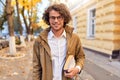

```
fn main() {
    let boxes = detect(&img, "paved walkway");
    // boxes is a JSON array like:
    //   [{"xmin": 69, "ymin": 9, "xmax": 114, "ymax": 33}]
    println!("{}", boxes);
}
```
[
  {"xmin": 0, "ymin": 41, "xmax": 33, "ymax": 80},
  {"xmin": 80, "ymin": 48, "xmax": 120, "ymax": 80}
]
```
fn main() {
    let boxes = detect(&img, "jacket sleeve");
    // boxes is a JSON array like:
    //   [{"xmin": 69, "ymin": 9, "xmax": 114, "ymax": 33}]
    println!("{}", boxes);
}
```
[
  {"xmin": 75, "ymin": 36, "xmax": 85, "ymax": 70},
  {"xmin": 33, "ymin": 41, "xmax": 42, "ymax": 80}
]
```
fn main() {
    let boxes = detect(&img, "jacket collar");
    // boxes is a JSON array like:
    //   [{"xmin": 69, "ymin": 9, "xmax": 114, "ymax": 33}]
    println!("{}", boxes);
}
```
[
  {"xmin": 39, "ymin": 25, "xmax": 74, "ymax": 43},
  {"xmin": 48, "ymin": 29, "xmax": 66, "ymax": 39},
  {"xmin": 38, "ymin": 25, "xmax": 74, "ymax": 57}
]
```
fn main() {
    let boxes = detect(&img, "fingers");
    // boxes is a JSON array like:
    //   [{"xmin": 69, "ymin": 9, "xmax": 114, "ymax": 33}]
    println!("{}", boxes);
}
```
[
  {"xmin": 64, "ymin": 68, "xmax": 76, "ymax": 78},
  {"xmin": 64, "ymin": 68, "xmax": 80, "ymax": 78},
  {"xmin": 64, "ymin": 71, "xmax": 73, "ymax": 78}
]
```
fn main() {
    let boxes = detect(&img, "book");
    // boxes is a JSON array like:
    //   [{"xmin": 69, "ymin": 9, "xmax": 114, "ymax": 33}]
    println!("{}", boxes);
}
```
[{"xmin": 64, "ymin": 55, "xmax": 75, "ymax": 72}]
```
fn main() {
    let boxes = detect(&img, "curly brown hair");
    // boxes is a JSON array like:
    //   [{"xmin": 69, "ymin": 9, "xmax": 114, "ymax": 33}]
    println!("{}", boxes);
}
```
[{"xmin": 42, "ymin": 3, "xmax": 72, "ymax": 27}]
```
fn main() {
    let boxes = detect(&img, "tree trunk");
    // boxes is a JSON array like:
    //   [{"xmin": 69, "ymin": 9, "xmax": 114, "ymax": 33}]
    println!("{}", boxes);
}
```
[
  {"xmin": 15, "ymin": 0, "xmax": 23, "ymax": 35},
  {"xmin": 16, "ymin": 0, "xmax": 26, "ymax": 47},
  {"xmin": 5, "ymin": 0, "xmax": 16, "ymax": 54},
  {"xmin": 21, "ymin": 7, "xmax": 29, "ymax": 34},
  {"xmin": 21, "ymin": 7, "xmax": 32, "ymax": 41}
]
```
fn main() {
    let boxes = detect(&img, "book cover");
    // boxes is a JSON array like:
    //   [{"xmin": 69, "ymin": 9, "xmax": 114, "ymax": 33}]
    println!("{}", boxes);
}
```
[{"xmin": 64, "ymin": 55, "xmax": 75, "ymax": 71}]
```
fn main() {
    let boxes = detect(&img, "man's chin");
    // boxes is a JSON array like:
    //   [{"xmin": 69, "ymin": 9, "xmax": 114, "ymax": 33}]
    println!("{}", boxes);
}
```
[
  {"xmin": 53, "ymin": 26, "xmax": 60, "ymax": 29},
  {"xmin": 52, "ymin": 27, "xmax": 61, "ymax": 31}
]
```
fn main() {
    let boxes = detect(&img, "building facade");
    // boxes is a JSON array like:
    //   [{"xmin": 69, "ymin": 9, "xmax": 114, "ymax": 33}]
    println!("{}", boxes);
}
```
[{"xmin": 66, "ymin": 0, "xmax": 120, "ymax": 58}]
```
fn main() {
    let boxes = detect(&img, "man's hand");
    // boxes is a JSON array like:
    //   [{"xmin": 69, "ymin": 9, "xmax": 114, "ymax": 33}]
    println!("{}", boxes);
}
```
[{"xmin": 64, "ymin": 67, "xmax": 80, "ymax": 78}]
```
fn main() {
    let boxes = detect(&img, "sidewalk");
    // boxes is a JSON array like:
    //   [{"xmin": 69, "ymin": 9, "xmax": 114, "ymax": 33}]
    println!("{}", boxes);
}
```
[{"xmin": 80, "ymin": 48, "xmax": 120, "ymax": 80}]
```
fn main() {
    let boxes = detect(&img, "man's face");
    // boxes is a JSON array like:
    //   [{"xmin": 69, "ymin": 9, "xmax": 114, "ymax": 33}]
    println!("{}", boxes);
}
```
[{"xmin": 49, "ymin": 10, "xmax": 64, "ymax": 32}]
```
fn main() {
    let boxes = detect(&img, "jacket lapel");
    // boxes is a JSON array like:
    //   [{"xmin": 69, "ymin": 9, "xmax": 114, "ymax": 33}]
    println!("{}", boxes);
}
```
[
  {"xmin": 65, "ymin": 26, "xmax": 74, "ymax": 58},
  {"xmin": 39, "ymin": 27, "xmax": 52, "ymax": 58}
]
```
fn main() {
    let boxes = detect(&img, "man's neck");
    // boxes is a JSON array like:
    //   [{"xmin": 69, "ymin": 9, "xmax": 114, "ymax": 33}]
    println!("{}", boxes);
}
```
[{"xmin": 52, "ymin": 28, "xmax": 64, "ymax": 38}]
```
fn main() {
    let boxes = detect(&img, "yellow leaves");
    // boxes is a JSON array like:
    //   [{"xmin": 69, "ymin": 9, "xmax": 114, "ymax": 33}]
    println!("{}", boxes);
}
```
[
  {"xmin": 0, "ymin": 41, "xmax": 33, "ymax": 80},
  {"xmin": 7, "ymin": 72, "xmax": 19, "ymax": 76},
  {"xmin": 38, "ymin": 20, "xmax": 48, "ymax": 29},
  {"xmin": 31, "ymin": 23, "xmax": 39, "ymax": 30},
  {"xmin": 11, "ymin": 0, "xmax": 42, "ymax": 10},
  {"xmin": 18, "ymin": 0, "xmax": 28, "ymax": 8},
  {"xmin": 11, "ymin": 0, "xmax": 16, "ymax": 6}
]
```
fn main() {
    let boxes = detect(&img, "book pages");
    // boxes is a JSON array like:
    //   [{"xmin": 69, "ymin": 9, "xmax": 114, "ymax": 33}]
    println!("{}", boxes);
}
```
[{"xmin": 64, "ymin": 55, "xmax": 75, "ymax": 70}]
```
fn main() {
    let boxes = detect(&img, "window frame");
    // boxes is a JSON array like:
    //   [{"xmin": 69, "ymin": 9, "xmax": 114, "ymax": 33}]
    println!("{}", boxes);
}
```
[
  {"xmin": 87, "ymin": 6, "xmax": 96, "ymax": 39},
  {"xmin": 73, "ymin": 15, "xmax": 77, "ymax": 33}
]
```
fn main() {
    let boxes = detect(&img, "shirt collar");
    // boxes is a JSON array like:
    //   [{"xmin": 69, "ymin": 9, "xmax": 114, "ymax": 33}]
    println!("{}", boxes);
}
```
[
  {"xmin": 62, "ymin": 30, "xmax": 66, "ymax": 38},
  {"xmin": 48, "ymin": 29, "xmax": 66, "ymax": 39}
]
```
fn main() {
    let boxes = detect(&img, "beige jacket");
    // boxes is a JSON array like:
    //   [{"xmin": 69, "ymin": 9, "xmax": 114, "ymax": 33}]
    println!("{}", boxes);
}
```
[{"xmin": 33, "ymin": 25, "xmax": 85, "ymax": 80}]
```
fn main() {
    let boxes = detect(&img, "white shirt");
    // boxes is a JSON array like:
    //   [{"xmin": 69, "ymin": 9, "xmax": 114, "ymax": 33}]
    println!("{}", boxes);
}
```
[{"xmin": 48, "ymin": 30, "xmax": 67, "ymax": 80}]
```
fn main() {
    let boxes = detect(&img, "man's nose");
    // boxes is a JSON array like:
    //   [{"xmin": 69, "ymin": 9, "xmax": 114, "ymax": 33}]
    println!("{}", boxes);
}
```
[{"xmin": 54, "ymin": 18, "xmax": 59, "ymax": 22}]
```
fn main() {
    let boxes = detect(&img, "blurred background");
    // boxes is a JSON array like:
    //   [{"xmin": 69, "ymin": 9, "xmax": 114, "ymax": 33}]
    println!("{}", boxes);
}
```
[{"xmin": 0, "ymin": 0, "xmax": 120, "ymax": 80}]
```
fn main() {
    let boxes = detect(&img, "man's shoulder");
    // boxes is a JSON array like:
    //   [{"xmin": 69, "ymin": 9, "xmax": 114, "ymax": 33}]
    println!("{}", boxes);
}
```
[
  {"xmin": 72, "ymin": 33, "xmax": 79, "ymax": 39},
  {"xmin": 34, "ymin": 36, "xmax": 41, "ymax": 45}
]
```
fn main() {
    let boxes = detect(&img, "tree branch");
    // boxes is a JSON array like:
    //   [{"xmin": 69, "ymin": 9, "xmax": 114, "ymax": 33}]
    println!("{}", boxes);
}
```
[{"xmin": 0, "ymin": 0, "xmax": 6, "ymax": 7}]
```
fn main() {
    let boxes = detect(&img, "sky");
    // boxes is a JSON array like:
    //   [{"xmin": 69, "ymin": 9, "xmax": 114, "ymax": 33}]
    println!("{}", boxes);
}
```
[
  {"xmin": 37, "ymin": 0, "xmax": 50, "ymax": 19},
  {"xmin": 0, "ymin": 0, "xmax": 5, "ymax": 15},
  {"xmin": 0, "ymin": 0, "xmax": 50, "ymax": 18},
  {"xmin": 0, "ymin": 0, "xmax": 50, "ymax": 34}
]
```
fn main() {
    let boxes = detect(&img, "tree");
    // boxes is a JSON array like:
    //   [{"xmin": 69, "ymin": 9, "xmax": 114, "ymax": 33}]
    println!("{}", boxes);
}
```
[
  {"xmin": 11, "ymin": 0, "xmax": 41, "ymax": 44},
  {"xmin": 20, "ymin": 0, "xmax": 41, "ymax": 41},
  {"xmin": 5, "ymin": 0, "xmax": 16, "ymax": 54},
  {"xmin": 15, "ymin": 0, "xmax": 26, "ymax": 47},
  {"xmin": 15, "ymin": 0, "xmax": 23, "ymax": 35},
  {"xmin": 14, "ymin": 16, "xmax": 20, "ymax": 33}
]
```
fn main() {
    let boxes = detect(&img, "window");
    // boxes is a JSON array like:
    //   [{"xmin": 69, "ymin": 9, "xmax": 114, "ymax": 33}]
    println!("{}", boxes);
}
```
[
  {"xmin": 73, "ymin": 16, "xmax": 77, "ymax": 33},
  {"xmin": 87, "ymin": 8, "xmax": 96, "ymax": 38}
]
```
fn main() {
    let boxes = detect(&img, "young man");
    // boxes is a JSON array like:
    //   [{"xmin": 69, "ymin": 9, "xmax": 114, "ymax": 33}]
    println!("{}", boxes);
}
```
[{"xmin": 33, "ymin": 3, "xmax": 85, "ymax": 80}]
